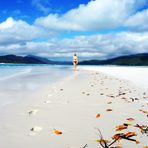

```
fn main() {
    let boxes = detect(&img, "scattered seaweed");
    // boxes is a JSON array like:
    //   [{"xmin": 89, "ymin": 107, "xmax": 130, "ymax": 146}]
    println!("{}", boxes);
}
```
[
  {"xmin": 112, "ymin": 132, "xmax": 139, "ymax": 144},
  {"xmin": 115, "ymin": 123, "xmax": 129, "ymax": 131},
  {"xmin": 96, "ymin": 128, "xmax": 140, "ymax": 148},
  {"xmin": 134, "ymin": 124, "xmax": 148, "ymax": 135}
]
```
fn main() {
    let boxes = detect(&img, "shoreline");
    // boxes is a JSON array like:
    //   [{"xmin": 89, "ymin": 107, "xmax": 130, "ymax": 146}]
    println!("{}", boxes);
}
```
[
  {"xmin": 0, "ymin": 65, "xmax": 73, "ymax": 108},
  {"xmin": 0, "ymin": 68, "xmax": 148, "ymax": 148}
]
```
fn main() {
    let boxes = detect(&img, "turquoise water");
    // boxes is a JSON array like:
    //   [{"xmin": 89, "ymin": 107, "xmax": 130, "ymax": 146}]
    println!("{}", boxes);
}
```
[
  {"xmin": 0, "ymin": 64, "xmax": 72, "ymax": 80},
  {"xmin": 0, "ymin": 64, "xmax": 73, "ymax": 84},
  {"xmin": 0, "ymin": 64, "xmax": 72, "ymax": 107}
]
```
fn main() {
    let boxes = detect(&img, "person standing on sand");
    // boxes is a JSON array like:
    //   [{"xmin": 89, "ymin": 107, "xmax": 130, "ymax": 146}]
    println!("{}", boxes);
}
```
[{"xmin": 73, "ymin": 53, "xmax": 78, "ymax": 71}]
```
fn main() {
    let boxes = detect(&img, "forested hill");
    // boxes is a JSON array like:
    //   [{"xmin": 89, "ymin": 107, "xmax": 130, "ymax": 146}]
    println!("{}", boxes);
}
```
[
  {"xmin": 79, "ymin": 53, "xmax": 148, "ymax": 66},
  {"xmin": 0, "ymin": 53, "xmax": 148, "ymax": 66}
]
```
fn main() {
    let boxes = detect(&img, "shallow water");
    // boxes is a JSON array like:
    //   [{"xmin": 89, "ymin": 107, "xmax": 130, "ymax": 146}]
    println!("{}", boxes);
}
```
[{"xmin": 0, "ymin": 64, "xmax": 72, "ymax": 108}]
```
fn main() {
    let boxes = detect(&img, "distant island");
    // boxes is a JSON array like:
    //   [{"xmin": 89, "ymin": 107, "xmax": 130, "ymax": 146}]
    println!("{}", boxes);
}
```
[{"xmin": 0, "ymin": 53, "xmax": 148, "ymax": 66}]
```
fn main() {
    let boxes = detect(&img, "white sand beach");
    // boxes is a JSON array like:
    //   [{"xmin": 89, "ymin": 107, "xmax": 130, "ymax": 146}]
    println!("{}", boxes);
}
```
[{"xmin": 0, "ymin": 66, "xmax": 148, "ymax": 148}]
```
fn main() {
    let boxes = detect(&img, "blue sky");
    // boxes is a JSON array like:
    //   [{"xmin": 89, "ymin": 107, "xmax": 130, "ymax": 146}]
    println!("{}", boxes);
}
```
[
  {"xmin": 0, "ymin": 0, "xmax": 90, "ymax": 23},
  {"xmin": 0, "ymin": 0, "xmax": 148, "ymax": 61}
]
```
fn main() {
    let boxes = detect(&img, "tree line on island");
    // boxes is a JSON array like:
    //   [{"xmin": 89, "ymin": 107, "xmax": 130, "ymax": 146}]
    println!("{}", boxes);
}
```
[{"xmin": 0, "ymin": 53, "xmax": 148, "ymax": 66}]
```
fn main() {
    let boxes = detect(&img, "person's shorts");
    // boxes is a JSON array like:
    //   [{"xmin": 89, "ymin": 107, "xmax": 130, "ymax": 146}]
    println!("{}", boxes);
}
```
[{"xmin": 73, "ymin": 61, "xmax": 77, "ymax": 64}]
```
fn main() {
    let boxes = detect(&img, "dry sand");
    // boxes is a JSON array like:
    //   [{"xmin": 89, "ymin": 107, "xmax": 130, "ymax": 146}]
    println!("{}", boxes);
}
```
[{"xmin": 0, "ymin": 69, "xmax": 148, "ymax": 148}]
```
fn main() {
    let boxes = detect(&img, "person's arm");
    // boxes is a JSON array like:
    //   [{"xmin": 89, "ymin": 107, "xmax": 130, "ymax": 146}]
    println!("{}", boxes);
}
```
[
  {"xmin": 73, "ymin": 56, "xmax": 75, "ymax": 61},
  {"xmin": 76, "ymin": 57, "xmax": 78, "ymax": 64}
]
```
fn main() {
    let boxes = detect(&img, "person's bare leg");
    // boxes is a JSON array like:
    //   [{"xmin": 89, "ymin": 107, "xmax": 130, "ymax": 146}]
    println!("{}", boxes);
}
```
[
  {"xmin": 74, "ymin": 64, "xmax": 76, "ymax": 71},
  {"xmin": 73, "ymin": 62, "xmax": 76, "ymax": 71}
]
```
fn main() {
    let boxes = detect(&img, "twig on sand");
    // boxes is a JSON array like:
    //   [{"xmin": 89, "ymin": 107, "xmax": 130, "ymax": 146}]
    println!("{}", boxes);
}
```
[
  {"xmin": 82, "ymin": 144, "xmax": 88, "ymax": 148},
  {"xmin": 96, "ymin": 128, "xmax": 113, "ymax": 148},
  {"xmin": 96, "ymin": 128, "xmax": 139, "ymax": 148}
]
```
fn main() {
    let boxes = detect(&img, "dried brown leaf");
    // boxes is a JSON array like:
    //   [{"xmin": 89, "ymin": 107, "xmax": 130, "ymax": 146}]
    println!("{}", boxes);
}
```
[
  {"xmin": 96, "ymin": 113, "xmax": 101, "ymax": 118},
  {"xmin": 106, "ymin": 109, "xmax": 112, "ymax": 112}
]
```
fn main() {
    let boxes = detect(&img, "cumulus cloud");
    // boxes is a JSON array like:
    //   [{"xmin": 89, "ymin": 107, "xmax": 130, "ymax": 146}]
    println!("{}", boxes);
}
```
[
  {"xmin": 0, "ymin": 17, "xmax": 52, "ymax": 45},
  {"xmin": 0, "ymin": 32, "xmax": 148, "ymax": 60},
  {"xmin": 35, "ymin": 0, "xmax": 148, "ymax": 32},
  {"xmin": 0, "ymin": 1, "xmax": 147, "ymax": 59},
  {"xmin": 58, "ymin": 32, "xmax": 148, "ymax": 59}
]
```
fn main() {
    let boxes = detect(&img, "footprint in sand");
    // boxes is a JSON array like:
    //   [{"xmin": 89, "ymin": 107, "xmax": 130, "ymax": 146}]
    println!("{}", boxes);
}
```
[
  {"xmin": 47, "ymin": 94, "xmax": 52, "ymax": 97},
  {"xmin": 29, "ymin": 126, "xmax": 42, "ymax": 135},
  {"xmin": 28, "ymin": 109, "xmax": 38, "ymax": 116},
  {"xmin": 44, "ymin": 100, "xmax": 52, "ymax": 104},
  {"xmin": 52, "ymin": 87, "xmax": 58, "ymax": 93}
]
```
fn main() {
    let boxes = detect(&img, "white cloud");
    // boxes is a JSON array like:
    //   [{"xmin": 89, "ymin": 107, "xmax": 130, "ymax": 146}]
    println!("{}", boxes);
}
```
[
  {"xmin": 0, "ymin": 32, "xmax": 148, "ymax": 59},
  {"xmin": 0, "ymin": 17, "xmax": 52, "ymax": 45},
  {"xmin": 0, "ymin": 1, "xmax": 147, "ymax": 59},
  {"xmin": 35, "ymin": 0, "xmax": 148, "ymax": 31},
  {"xmin": 125, "ymin": 9, "xmax": 148, "ymax": 31},
  {"xmin": 58, "ymin": 32, "xmax": 148, "ymax": 58},
  {"xmin": 0, "ymin": 17, "xmax": 15, "ymax": 29}
]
